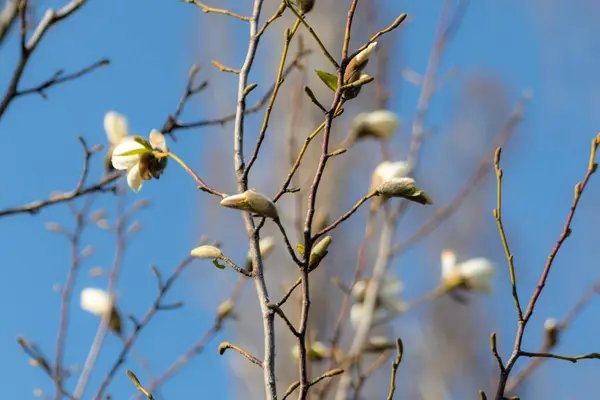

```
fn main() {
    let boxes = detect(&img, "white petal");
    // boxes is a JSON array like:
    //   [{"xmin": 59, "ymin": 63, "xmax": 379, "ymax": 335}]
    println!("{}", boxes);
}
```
[
  {"xmin": 111, "ymin": 139, "xmax": 145, "ymax": 170},
  {"xmin": 104, "ymin": 111, "xmax": 128, "ymax": 145},
  {"xmin": 440, "ymin": 249, "xmax": 457, "ymax": 279},
  {"xmin": 355, "ymin": 42, "xmax": 377, "ymax": 65},
  {"xmin": 80, "ymin": 288, "xmax": 113, "ymax": 317},
  {"xmin": 127, "ymin": 164, "xmax": 144, "ymax": 192},
  {"xmin": 458, "ymin": 258, "xmax": 495, "ymax": 291},
  {"xmin": 149, "ymin": 129, "xmax": 167, "ymax": 152}
]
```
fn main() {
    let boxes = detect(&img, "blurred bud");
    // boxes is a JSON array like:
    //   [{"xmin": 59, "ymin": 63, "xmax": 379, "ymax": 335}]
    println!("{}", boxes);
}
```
[
  {"xmin": 80, "ymin": 288, "xmax": 113, "ymax": 318},
  {"xmin": 52, "ymin": 284, "xmax": 63, "ymax": 294},
  {"xmin": 132, "ymin": 199, "xmax": 151, "ymax": 212},
  {"xmin": 80, "ymin": 245, "xmax": 95, "ymax": 258},
  {"xmin": 375, "ymin": 177, "xmax": 432, "ymax": 205},
  {"xmin": 89, "ymin": 210, "xmax": 107, "ymax": 222},
  {"xmin": 313, "ymin": 210, "xmax": 329, "ymax": 233},
  {"xmin": 309, "ymin": 236, "xmax": 332, "ymax": 268},
  {"xmin": 95, "ymin": 219, "xmax": 111, "ymax": 230},
  {"xmin": 46, "ymin": 222, "xmax": 66, "ymax": 234},
  {"xmin": 109, "ymin": 307, "xmax": 123, "ymax": 336},
  {"xmin": 29, "ymin": 358, "xmax": 42, "ymax": 367},
  {"xmin": 348, "ymin": 110, "xmax": 400, "ymax": 147},
  {"xmin": 217, "ymin": 299, "xmax": 235, "ymax": 322},
  {"xmin": 291, "ymin": 341, "xmax": 330, "ymax": 361},
  {"xmin": 33, "ymin": 388, "xmax": 44, "ymax": 398},
  {"xmin": 220, "ymin": 190, "xmax": 278, "ymax": 219},
  {"xmin": 189, "ymin": 64, "xmax": 200, "ymax": 79},
  {"xmin": 127, "ymin": 221, "xmax": 142, "ymax": 235},
  {"xmin": 190, "ymin": 245, "xmax": 223, "ymax": 259},
  {"xmin": 364, "ymin": 336, "xmax": 396, "ymax": 353},
  {"xmin": 256, "ymin": 237, "xmax": 276, "ymax": 259},
  {"xmin": 297, "ymin": 0, "xmax": 315, "ymax": 13},
  {"xmin": 543, "ymin": 318, "xmax": 559, "ymax": 348},
  {"xmin": 440, "ymin": 249, "xmax": 495, "ymax": 293},
  {"xmin": 89, "ymin": 267, "xmax": 107, "ymax": 278}
]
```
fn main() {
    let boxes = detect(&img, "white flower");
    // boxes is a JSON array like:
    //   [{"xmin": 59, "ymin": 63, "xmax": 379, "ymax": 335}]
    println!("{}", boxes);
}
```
[
  {"xmin": 441, "ymin": 249, "xmax": 495, "ymax": 292},
  {"xmin": 351, "ymin": 110, "xmax": 400, "ymax": 142},
  {"xmin": 111, "ymin": 130, "xmax": 168, "ymax": 192},
  {"xmin": 80, "ymin": 288, "xmax": 114, "ymax": 318},
  {"xmin": 104, "ymin": 111, "xmax": 129, "ymax": 145}
]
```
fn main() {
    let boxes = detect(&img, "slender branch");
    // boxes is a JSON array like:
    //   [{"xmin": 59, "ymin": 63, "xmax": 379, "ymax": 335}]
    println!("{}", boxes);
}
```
[
  {"xmin": 182, "ymin": 0, "xmax": 251, "ymax": 21},
  {"xmin": 161, "ymin": 152, "xmax": 225, "ymax": 198},
  {"xmin": 519, "ymin": 351, "xmax": 600, "ymax": 363},
  {"xmin": 92, "ymin": 256, "xmax": 197, "ymax": 400},
  {"xmin": 314, "ymin": 192, "xmax": 377, "ymax": 239},
  {"xmin": 267, "ymin": 303, "xmax": 299, "ymax": 336},
  {"xmin": 211, "ymin": 59, "xmax": 240, "ymax": 74},
  {"xmin": 126, "ymin": 370, "xmax": 155, "ymax": 400},
  {"xmin": 15, "ymin": 59, "xmax": 109, "ymax": 98},
  {"xmin": 0, "ymin": 0, "xmax": 90, "ymax": 121},
  {"xmin": 391, "ymin": 94, "xmax": 528, "ymax": 255},
  {"xmin": 218, "ymin": 342, "xmax": 263, "ymax": 367},
  {"xmin": 386, "ymin": 338, "xmax": 403, "ymax": 400},
  {"xmin": 256, "ymin": 1, "xmax": 286, "ymax": 38},
  {"xmin": 273, "ymin": 218, "xmax": 303, "ymax": 266},
  {"xmin": 493, "ymin": 147, "xmax": 523, "ymax": 320},
  {"xmin": 244, "ymin": 20, "xmax": 300, "ymax": 181},
  {"xmin": 493, "ymin": 133, "xmax": 600, "ymax": 400},
  {"xmin": 283, "ymin": 369, "xmax": 345, "ymax": 400},
  {"xmin": 218, "ymin": 254, "xmax": 252, "ymax": 277}
]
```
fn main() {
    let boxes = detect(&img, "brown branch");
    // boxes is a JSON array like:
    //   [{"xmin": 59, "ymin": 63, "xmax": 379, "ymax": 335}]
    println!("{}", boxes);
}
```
[
  {"xmin": 218, "ymin": 342, "xmax": 263, "ymax": 367},
  {"xmin": 182, "ymin": 0, "xmax": 250, "ymax": 21},
  {"xmin": 0, "ymin": 0, "xmax": 90, "ymax": 121},
  {"xmin": 92, "ymin": 256, "xmax": 197, "ymax": 400},
  {"xmin": 15, "ymin": 59, "xmax": 109, "ymax": 98},
  {"xmin": 391, "ymin": 94, "xmax": 528, "ymax": 256},
  {"xmin": 211, "ymin": 59, "xmax": 240, "ymax": 74},
  {"xmin": 386, "ymin": 338, "xmax": 403, "ymax": 400},
  {"xmin": 314, "ymin": 192, "xmax": 377, "ymax": 239},
  {"xmin": 493, "ymin": 133, "xmax": 600, "ymax": 400},
  {"xmin": 519, "ymin": 351, "xmax": 600, "ymax": 363},
  {"xmin": 267, "ymin": 303, "xmax": 299, "ymax": 337}
]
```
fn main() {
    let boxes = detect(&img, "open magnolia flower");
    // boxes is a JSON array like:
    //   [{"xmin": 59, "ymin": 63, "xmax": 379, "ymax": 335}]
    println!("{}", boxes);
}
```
[
  {"xmin": 80, "ymin": 288, "xmax": 122, "ymax": 335},
  {"xmin": 103, "ymin": 111, "xmax": 129, "ymax": 172},
  {"xmin": 440, "ymin": 249, "xmax": 495, "ymax": 292},
  {"xmin": 350, "ymin": 276, "xmax": 406, "ymax": 328},
  {"xmin": 111, "ymin": 129, "xmax": 168, "ymax": 192}
]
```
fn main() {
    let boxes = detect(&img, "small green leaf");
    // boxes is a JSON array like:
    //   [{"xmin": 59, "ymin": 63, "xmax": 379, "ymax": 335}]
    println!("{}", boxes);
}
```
[
  {"xmin": 113, "ymin": 148, "xmax": 152, "ymax": 157},
  {"xmin": 296, "ymin": 244, "xmax": 305, "ymax": 255},
  {"xmin": 133, "ymin": 136, "xmax": 153, "ymax": 149},
  {"xmin": 315, "ymin": 70, "xmax": 338, "ymax": 92},
  {"xmin": 212, "ymin": 259, "xmax": 226, "ymax": 270}
]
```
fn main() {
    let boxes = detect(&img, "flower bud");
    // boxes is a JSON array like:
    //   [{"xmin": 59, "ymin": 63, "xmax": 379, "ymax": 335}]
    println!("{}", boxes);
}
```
[
  {"xmin": 375, "ymin": 177, "xmax": 432, "ymax": 205},
  {"xmin": 291, "ymin": 341, "xmax": 330, "ymax": 361},
  {"xmin": 344, "ymin": 42, "xmax": 377, "ymax": 84},
  {"xmin": 217, "ymin": 299, "xmax": 235, "ymax": 322},
  {"xmin": 364, "ymin": 336, "xmax": 396, "ymax": 353},
  {"xmin": 309, "ymin": 236, "xmax": 332, "ymax": 268},
  {"xmin": 191, "ymin": 245, "xmax": 223, "ymax": 259},
  {"xmin": 80, "ymin": 288, "xmax": 114, "ymax": 318},
  {"xmin": 220, "ymin": 190, "xmax": 279, "ymax": 219},
  {"xmin": 297, "ymin": 0, "xmax": 315, "ymax": 13},
  {"xmin": 543, "ymin": 318, "xmax": 560, "ymax": 348}
]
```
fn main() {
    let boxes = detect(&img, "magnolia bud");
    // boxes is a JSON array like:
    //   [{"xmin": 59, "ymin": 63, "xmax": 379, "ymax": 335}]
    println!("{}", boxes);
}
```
[
  {"xmin": 543, "ymin": 318, "xmax": 560, "ymax": 348},
  {"xmin": 217, "ymin": 299, "xmax": 235, "ymax": 322},
  {"xmin": 375, "ymin": 177, "xmax": 432, "ymax": 205},
  {"xmin": 364, "ymin": 336, "xmax": 396, "ymax": 353},
  {"xmin": 190, "ymin": 245, "xmax": 223, "ymax": 259},
  {"xmin": 344, "ymin": 42, "xmax": 377, "ymax": 84},
  {"xmin": 220, "ymin": 190, "xmax": 279, "ymax": 219},
  {"xmin": 309, "ymin": 236, "xmax": 332, "ymax": 268}
]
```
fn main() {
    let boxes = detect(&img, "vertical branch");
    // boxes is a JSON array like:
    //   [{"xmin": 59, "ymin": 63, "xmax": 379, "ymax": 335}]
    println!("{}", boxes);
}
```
[{"xmin": 231, "ymin": 1, "xmax": 278, "ymax": 399}]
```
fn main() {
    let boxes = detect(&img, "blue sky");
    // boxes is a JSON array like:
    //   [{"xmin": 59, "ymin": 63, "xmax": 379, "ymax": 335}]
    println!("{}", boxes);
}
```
[{"xmin": 1, "ymin": 0, "xmax": 600, "ymax": 399}]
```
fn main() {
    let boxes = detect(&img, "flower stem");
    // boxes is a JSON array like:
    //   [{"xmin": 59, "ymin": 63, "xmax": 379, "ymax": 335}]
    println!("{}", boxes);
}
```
[{"xmin": 158, "ymin": 151, "xmax": 225, "ymax": 198}]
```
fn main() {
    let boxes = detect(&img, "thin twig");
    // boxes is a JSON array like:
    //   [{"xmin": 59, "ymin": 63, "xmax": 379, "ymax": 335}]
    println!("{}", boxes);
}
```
[
  {"xmin": 519, "ymin": 351, "xmax": 600, "ymax": 363},
  {"xmin": 218, "ymin": 342, "xmax": 263, "ymax": 367},
  {"xmin": 314, "ymin": 192, "xmax": 377, "ymax": 239},
  {"xmin": 182, "ymin": 0, "xmax": 251, "ymax": 21},
  {"xmin": 386, "ymin": 338, "xmax": 403, "ymax": 400}
]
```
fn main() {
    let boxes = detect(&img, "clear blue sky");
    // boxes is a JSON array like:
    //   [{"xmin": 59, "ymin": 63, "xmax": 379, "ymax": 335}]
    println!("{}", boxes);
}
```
[{"xmin": 1, "ymin": 0, "xmax": 600, "ymax": 399}]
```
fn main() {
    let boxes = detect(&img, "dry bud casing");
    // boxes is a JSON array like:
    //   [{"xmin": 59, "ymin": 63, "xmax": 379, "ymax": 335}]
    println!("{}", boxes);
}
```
[
  {"xmin": 375, "ymin": 177, "xmax": 432, "ymax": 205},
  {"xmin": 297, "ymin": 0, "xmax": 315, "ymax": 13},
  {"xmin": 220, "ymin": 190, "xmax": 279, "ymax": 219}
]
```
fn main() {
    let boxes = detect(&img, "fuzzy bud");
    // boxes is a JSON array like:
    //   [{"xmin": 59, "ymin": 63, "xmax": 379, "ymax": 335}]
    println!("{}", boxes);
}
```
[
  {"xmin": 309, "ymin": 236, "xmax": 332, "ymax": 268},
  {"xmin": 191, "ymin": 245, "xmax": 223, "ymax": 259},
  {"xmin": 220, "ymin": 190, "xmax": 279, "ymax": 219},
  {"xmin": 375, "ymin": 177, "xmax": 432, "ymax": 205},
  {"xmin": 543, "ymin": 318, "xmax": 560, "ymax": 348}
]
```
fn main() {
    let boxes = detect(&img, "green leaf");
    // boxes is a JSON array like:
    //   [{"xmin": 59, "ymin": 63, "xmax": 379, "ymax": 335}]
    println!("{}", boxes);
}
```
[
  {"xmin": 133, "ymin": 136, "xmax": 153, "ymax": 149},
  {"xmin": 315, "ymin": 70, "xmax": 338, "ymax": 92},
  {"xmin": 113, "ymin": 147, "xmax": 152, "ymax": 157},
  {"xmin": 212, "ymin": 259, "xmax": 226, "ymax": 270},
  {"xmin": 296, "ymin": 244, "xmax": 305, "ymax": 255}
]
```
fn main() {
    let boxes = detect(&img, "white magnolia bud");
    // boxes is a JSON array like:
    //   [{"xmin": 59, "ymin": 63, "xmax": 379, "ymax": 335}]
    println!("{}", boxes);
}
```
[
  {"xmin": 191, "ymin": 245, "xmax": 223, "ymax": 259},
  {"xmin": 80, "ymin": 288, "xmax": 114, "ymax": 318},
  {"xmin": 375, "ymin": 177, "xmax": 432, "ymax": 205},
  {"xmin": 220, "ymin": 190, "xmax": 279, "ymax": 219}
]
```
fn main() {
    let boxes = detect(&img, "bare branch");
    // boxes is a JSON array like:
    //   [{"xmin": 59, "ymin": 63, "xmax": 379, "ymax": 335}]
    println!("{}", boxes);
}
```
[{"xmin": 218, "ymin": 342, "xmax": 263, "ymax": 367}]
